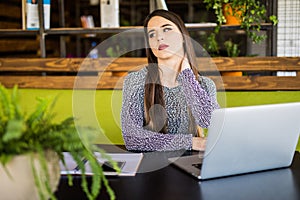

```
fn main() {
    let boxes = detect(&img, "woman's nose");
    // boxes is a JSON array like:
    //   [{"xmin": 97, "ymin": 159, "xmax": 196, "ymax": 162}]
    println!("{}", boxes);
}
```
[{"xmin": 157, "ymin": 30, "xmax": 164, "ymax": 41}]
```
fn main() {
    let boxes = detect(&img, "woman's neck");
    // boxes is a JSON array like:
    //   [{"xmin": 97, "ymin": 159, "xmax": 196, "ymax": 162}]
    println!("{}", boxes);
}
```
[{"xmin": 157, "ymin": 56, "xmax": 182, "ymax": 88}]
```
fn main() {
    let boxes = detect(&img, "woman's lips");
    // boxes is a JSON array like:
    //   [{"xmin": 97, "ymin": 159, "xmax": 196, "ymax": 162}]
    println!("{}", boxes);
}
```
[{"xmin": 158, "ymin": 44, "xmax": 169, "ymax": 50}]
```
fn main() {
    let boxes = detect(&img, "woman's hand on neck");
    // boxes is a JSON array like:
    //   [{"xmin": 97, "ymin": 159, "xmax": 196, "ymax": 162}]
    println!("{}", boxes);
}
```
[{"xmin": 157, "ymin": 54, "xmax": 191, "ymax": 88}]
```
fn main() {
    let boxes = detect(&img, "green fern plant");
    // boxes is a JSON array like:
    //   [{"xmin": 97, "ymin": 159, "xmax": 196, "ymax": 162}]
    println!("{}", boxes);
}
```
[{"xmin": 0, "ymin": 84, "xmax": 118, "ymax": 200}]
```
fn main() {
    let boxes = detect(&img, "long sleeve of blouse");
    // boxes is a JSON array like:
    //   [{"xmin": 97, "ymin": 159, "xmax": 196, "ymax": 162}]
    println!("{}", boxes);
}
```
[
  {"xmin": 177, "ymin": 68, "xmax": 220, "ymax": 128},
  {"xmin": 121, "ymin": 68, "xmax": 219, "ymax": 152}
]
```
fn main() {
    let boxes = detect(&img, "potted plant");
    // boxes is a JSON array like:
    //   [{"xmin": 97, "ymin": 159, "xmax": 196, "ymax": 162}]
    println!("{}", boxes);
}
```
[
  {"xmin": 222, "ymin": 39, "xmax": 243, "ymax": 76},
  {"xmin": 203, "ymin": 33, "xmax": 240, "ymax": 56},
  {"xmin": 203, "ymin": 0, "xmax": 278, "ymax": 44},
  {"xmin": 205, "ymin": 32, "xmax": 220, "ymax": 57},
  {"xmin": 224, "ymin": 39, "xmax": 240, "ymax": 57},
  {"xmin": 0, "ymin": 84, "xmax": 118, "ymax": 200}
]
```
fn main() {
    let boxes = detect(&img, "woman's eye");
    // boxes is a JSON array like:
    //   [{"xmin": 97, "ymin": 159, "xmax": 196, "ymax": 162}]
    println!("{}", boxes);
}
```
[
  {"xmin": 148, "ymin": 32, "xmax": 155, "ymax": 38},
  {"xmin": 163, "ymin": 27, "xmax": 172, "ymax": 32}
]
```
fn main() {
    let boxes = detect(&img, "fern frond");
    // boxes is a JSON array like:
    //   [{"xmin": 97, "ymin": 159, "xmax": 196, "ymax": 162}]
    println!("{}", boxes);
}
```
[
  {"xmin": 3, "ymin": 119, "xmax": 25, "ymax": 142},
  {"xmin": 11, "ymin": 85, "xmax": 22, "ymax": 119},
  {"xmin": 31, "ymin": 151, "xmax": 47, "ymax": 200},
  {"xmin": 0, "ymin": 84, "xmax": 12, "ymax": 119},
  {"xmin": 27, "ymin": 97, "xmax": 51, "ymax": 129}
]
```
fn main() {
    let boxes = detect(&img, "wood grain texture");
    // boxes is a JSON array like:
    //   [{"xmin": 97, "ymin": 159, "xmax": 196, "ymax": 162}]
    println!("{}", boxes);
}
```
[{"xmin": 1, "ymin": 57, "xmax": 300, "ymax": 91}]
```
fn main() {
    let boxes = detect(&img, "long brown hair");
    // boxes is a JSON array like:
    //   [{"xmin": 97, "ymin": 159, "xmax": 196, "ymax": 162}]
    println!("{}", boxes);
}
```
[{"xmin": 143, "ymin": 9, "xmax": 199, "ymax": 134}]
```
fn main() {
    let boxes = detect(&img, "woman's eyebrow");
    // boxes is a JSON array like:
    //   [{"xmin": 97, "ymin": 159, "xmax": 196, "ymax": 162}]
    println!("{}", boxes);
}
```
[
  {"xmin": 147, "ymin": 23, "xmax": 173, "ymax": 34},
  {"xmin": 148, "ymin": 29, "xmax": 155, "ymax": 34},
  {"xmin": 161, "ymin": 24, "xmax": 173, "ymax": 28}
]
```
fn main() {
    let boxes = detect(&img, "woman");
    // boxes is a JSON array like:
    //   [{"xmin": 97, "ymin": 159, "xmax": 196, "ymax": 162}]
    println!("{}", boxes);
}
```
[{"xmin": 121, "ymin": 9, "xmax": 219, "ymax": 151}]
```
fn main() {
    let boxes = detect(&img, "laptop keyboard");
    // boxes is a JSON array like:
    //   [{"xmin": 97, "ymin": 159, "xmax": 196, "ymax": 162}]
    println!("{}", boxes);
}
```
[{"xmin": 192, "ymin": 163, "xmax": 202, "ymax": 170}]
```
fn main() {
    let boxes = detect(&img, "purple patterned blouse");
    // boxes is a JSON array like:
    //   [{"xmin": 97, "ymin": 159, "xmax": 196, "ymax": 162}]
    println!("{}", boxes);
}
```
[{"xmin": 121, "ymin": 67, "xmax": 219, "ymax": 151}]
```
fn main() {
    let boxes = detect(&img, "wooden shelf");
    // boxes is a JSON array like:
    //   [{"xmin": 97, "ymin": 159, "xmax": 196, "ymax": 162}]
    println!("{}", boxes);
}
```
[
  {"xmin": 2, "ymin": 22, "xmax": 268, "ymax": 36},
  {"xmin": 0, "ymin": 0, "xmax": 276, "ymax": 57},
  {"xmin": 45, "ymin": 27, "xmax": 144, "ymax": 35},
  {"xmin": 186, "ymin": 23, "xmax": 273, "ymax": 31},
  {"xmin": 0, "ymin": 29, "xmax": 38, "ymax": 36}
]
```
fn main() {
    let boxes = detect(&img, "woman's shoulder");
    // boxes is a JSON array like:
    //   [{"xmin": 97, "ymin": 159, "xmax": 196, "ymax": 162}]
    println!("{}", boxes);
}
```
[{"xmin": 123, "ymin": 66, "xmax": 148, "ymax": 87}]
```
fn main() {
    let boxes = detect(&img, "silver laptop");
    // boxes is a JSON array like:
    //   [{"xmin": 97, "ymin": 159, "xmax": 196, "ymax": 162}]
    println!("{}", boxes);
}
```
[{"xmin": 169, "ymin": 102, "xmax": 300, "ymax": 180}]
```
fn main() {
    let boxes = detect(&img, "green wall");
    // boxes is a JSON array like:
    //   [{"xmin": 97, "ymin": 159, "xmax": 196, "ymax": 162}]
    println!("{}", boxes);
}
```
[
  {"xmin": 17, "ymin": 89, "xmax": 300, "ymax": 151},
  {"xmin": 18, "ymin": 89, "xmax": 123, "ymax": 145}
]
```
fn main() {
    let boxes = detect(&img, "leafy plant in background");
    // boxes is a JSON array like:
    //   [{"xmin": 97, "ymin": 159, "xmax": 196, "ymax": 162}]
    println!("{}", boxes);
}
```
[
  {"xmin": 0, "ymin": 84, "xmax": 118, "ymax": 200},
  {"xmin": 106, "ymin": 45, "xmax": 121, "ymax": 57},
  {"xmin": 203, "ymin": 0, "xmax": 278, "ymax": 57},
  {"xmin": 203, "ymin": 0, "xmax": 278, "ymax": 44},
  {"xmin": 224, "ymin": 39, "xmax": 240, "ymax": 57},
  {"xmin": 206, "ymin": 33, "xmax": 220, "ymax": 56}
]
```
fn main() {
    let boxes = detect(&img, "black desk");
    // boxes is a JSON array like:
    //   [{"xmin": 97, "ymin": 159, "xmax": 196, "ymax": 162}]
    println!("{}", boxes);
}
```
[{"xmin": 55, "ymin": 147, "xmax": 300, "ymax": 200}]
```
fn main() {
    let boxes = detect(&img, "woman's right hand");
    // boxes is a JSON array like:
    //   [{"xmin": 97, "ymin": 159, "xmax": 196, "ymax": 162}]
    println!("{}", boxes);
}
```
[{"xmin": 192, "ymin": 137, "xmax": 206, "ymax": 151}]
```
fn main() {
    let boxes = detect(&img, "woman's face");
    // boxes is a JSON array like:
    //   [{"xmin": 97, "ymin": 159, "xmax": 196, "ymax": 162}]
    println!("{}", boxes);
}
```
[{"xmin": 147, "ymin": 16, "xmax": 184, "ymax": 60}]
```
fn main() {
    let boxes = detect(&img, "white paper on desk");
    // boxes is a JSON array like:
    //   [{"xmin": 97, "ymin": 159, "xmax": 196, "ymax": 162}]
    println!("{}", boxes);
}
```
[{"xmin": 60, "ymin": 152, "xmax": 143, "ymax": 176}]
